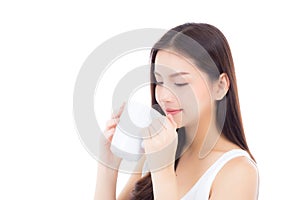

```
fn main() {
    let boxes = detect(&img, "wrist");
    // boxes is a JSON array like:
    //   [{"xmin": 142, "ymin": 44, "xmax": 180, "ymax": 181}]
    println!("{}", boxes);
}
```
[{"xmin": 98, "ymin": 162, "xmax": 119, "ymax": 176}]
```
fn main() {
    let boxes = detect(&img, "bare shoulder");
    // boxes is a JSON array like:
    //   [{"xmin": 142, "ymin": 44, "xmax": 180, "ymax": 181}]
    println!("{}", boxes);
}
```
[{"xmin": 210, "ymin": 155, "xmax": 259, "ymax": 200}]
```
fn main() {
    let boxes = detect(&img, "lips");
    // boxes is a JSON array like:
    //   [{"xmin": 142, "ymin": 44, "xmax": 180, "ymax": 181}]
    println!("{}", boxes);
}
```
[{"xmin": 165, "ymin": 108, "xmax": 183, "ymax": 115}]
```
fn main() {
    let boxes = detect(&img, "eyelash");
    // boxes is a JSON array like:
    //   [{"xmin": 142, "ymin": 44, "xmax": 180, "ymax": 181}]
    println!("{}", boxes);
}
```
[{"xmin": 155, "ymin": 81, "xmax": 188, "ymax": 87}]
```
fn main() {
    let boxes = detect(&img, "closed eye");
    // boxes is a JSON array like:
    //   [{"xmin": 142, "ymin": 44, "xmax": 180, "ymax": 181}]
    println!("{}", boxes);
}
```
[
  {"xmin": 174, "ymin": 83, "xmax": 188, "ymax": 86},
  {"xmin": 154, "ymin": 81, "xmax": 188, "ymax": 87}
]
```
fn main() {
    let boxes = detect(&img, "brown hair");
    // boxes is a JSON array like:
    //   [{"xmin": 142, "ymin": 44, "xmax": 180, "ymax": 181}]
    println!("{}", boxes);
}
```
[{"xmin": 130, "ymin": 22, "xmax": 255, "ymax": 200}]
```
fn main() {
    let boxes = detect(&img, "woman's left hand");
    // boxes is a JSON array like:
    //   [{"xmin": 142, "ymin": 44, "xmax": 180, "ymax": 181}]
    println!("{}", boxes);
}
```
[{"xmin": 141, "ymin": 114, "xmax": 178, "ymax": 172}]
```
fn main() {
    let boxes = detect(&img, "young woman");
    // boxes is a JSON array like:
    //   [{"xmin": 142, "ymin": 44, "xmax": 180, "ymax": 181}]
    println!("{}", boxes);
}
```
[{"xmin": 95, "ymin": 23, "xmax": 259, "ymax": 200}]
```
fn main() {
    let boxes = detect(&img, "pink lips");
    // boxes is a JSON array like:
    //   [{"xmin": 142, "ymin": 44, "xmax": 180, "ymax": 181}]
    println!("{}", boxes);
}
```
[{"xmin": 165, "ymin": 108, "xmax": 183, "ymax": 115}]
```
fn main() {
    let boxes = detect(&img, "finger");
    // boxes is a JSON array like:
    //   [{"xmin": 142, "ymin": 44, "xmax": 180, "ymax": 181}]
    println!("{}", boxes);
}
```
[
  {"xmin": 141, "ymin": 127, "xmax": 152, "ymax": 139},
  {"xmin": 148, "ymin": 117, "xmax": 166, "ymax": 137},
  {"xmin": 111, "ymin": 102, "xmax": 126, "ymax": 118},
  {"xmin": 167, "ymin": 114, "xmax": 177, "ymax": 128},
  {"xmin": 103, "ymin": 128, "xmax": 115, "ymax": 142},
  {"xmin": 148, "ymin": 127, "xmax": 152, "ymax": 139},
  {"xmin": 105, "ymin": 118, "xmax": 120, "ymax": 131},
  {"xmin": 142, "ymin": 129, "xmax": 152, "ymax": 152},
  {"xmin": 157, "ymin": 116, "xmax": 167, "ymax": 130},
  {"xmin": 140, "ymin": 126, "xmax": 151, "ymax": 140}
]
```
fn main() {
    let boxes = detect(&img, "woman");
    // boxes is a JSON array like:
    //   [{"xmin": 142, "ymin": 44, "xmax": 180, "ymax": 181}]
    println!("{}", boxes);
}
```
[{"xmin": 95, "ymin": 23, "xmax": 259, "ymax": 200}]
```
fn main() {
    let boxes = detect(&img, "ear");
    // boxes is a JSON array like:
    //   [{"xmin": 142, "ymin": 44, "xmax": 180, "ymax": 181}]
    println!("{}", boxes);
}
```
[{"xmin": 213, "ymin": 73, "xmax": 230, "ymax": 100}]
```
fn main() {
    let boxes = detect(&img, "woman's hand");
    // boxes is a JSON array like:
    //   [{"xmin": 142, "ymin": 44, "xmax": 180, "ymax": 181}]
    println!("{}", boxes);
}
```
[
  {"xmin": 142, "ymin": 114, "xmax": 178, "ymax": 172},
  {"xmin": 99, "ymin": 102, "xmax": 126, "ymax": 169}
]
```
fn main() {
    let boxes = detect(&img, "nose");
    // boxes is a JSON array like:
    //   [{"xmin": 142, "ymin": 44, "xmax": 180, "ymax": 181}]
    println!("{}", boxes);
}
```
[{"xmin": 155, "ymin": 85, "xmax": 175, "ymax": 103}]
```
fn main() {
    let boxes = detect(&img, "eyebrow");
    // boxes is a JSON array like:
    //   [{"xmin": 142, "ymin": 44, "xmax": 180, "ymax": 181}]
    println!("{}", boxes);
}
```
[{"xmin": 154, "ymin": 71, "xmax": 190, "ymax": 78}]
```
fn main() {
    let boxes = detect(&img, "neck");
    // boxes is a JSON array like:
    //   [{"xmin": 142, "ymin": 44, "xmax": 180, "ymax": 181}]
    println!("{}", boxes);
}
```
[{"xmin": 182, "ymin": 119, "xmax": 222, "ymax": 159}]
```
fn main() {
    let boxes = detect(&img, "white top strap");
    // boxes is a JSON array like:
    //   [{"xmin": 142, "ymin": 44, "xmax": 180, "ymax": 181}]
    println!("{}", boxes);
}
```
[
  {"xmin": 181, "ymin": 149, "xmax": 253, "ymax": 200},
  {"xmin": 204, "ymin": 149, "xmax": 252, "ymax": 183}
]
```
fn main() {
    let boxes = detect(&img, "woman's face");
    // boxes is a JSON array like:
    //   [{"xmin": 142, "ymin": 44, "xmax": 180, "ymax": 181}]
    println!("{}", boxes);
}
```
[{"xmin": 154, "ymin": 50, "xmax": 214, "ymax": 129}]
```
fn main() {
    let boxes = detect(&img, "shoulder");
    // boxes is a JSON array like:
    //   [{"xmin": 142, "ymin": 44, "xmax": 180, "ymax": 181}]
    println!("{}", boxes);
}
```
[{"xmin": 210, "ymin": 154, "xmax": 259, "ymax": 200}]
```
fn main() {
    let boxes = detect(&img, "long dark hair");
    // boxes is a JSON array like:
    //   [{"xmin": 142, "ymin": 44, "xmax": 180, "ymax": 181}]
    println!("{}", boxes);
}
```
[{"xmin": 130, "ymin": 22, "xmax": 255, "ymax": 200}]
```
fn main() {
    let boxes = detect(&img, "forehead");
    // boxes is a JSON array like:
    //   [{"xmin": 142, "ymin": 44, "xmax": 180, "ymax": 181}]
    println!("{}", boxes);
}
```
[{"xmin": 154, "ymin": 50, "xmax": 198, "ymax": 74}]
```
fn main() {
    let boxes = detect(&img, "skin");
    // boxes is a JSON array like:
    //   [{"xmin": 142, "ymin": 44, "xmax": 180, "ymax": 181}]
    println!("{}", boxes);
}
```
[
  {"xmin": 149, "ymin": 50, "xmax": 259, "ymax": 199},
  {"xmin": 95, "ymin": 50, "xmax": 259, "ymax": 200}
]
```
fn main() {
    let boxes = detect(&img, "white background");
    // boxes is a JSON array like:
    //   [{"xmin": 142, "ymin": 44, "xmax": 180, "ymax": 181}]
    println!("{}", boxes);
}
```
[{"xmin": 1, "ymin": 0, "xmax": 299, "ymax": 199}]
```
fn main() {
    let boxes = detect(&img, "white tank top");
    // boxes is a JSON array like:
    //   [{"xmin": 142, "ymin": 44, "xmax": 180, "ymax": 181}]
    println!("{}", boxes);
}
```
[
  {"xmin": 142, "ymin": 149, "xmax": 253, "ymax": 200},
  {"xmin": 181, "ymin": 149, "xmax": 252, "ymax": 199}
]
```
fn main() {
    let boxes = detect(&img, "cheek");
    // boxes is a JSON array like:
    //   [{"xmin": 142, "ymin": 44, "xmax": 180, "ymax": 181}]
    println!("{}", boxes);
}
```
[
  {"xmin": 180, "ymin": 82, "xmax": 213, "ymax": 125},
  {"xmin": 154, "ymin": 81, "xmax": 213, "ymax": 128},
  {"xmin": 154, "ymin": 87, "xmax": 162, "ymax": 105},
  {"xmin": 196, "ymin": 82, "xmax": 212, "ymax": 107},
  {"xmin": 154, "ymin": 87, "xmax": 162, "ymax": 100}
]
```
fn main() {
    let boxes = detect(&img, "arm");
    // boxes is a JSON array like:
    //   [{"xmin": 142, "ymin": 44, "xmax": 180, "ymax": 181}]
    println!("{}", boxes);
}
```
[
  {"xmin": 94, "ymin": 163, "xmax": 119, "ymax": 200},
  {"xmin": 94, "ymin": 102, "xmax": 126, "ymax": 200},
  {"xmin": 94, "ymin": 149, "xmax": 145, "ymax": 200},
  {"xmin": 151, "ymin": 164, "xmax": 179, "ymax": 200},
  {"xmin": 142, "ymin": 114, "xmax": 179, "ymax": 199},
  {"xmin": 117, "ymin": 155, "xmax": 146, "ymax": 200},
  {"xmin": 209, "ymin": 156, "xmax": 259, "ymax": 200}
]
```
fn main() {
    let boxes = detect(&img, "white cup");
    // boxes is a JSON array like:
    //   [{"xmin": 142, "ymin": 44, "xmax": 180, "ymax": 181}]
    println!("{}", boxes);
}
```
[{"xmin": 110, "ymin": 101, "xmax": 163, "ymax": 161}]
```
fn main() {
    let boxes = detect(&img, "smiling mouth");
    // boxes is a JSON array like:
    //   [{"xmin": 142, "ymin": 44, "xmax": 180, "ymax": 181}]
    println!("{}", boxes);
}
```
[{"xmin": 165, "ymin": 109, "xmax": 183, "ymax": 115}]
